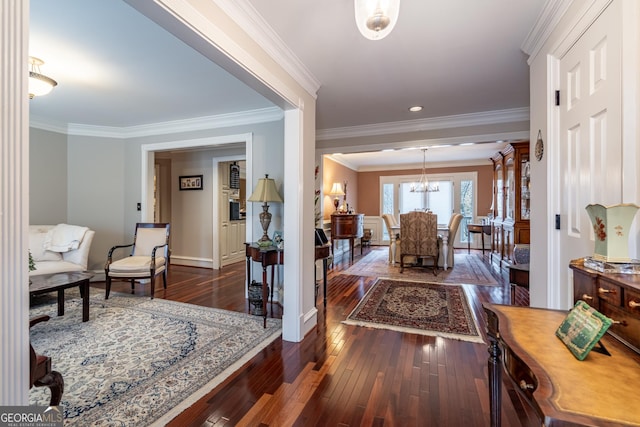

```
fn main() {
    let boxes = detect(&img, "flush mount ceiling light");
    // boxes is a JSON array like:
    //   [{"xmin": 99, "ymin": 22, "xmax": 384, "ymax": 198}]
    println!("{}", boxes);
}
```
[
  {"xmin": 408, "ymin": 105, "xmax": 423, "ymax": 112},
  {"xmin": 410, "ymin": 148, "xmax": 439, "ymax": 193},
  {"xmin": 28, "ymin": 56, "xmax": 57, "ymax": 99},
  {"xmin": 354, "ymin": 0, "xmax": 400, "ymax": 41}
]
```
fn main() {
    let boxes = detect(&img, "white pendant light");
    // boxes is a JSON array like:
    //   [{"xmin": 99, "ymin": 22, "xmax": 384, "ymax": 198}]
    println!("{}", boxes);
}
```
[
  {"xmin": 354, "ymin": 0, "xmax": 400, "ymax": 41},
  {"xmin": 28, "ymin": 56, "xmax": 57, "ymax": 99}
]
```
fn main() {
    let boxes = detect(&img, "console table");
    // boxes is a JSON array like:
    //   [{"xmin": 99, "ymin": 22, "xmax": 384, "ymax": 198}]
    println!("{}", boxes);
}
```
[
  {"xmin": 467, "ymin": 223, "xmax": 491, "ymax": 254},
  {"xmin": 330, "ymin": 213, "xmax": 364, "ymax": 263},
  {"xmin": 483, "ymin": 303, "xmax": 640, "ymax": 426}
]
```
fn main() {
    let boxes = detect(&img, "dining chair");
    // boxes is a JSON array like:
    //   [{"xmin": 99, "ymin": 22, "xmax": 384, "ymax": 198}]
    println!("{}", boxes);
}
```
[
  {"xmin": 382, "ymin": 214, "xmax": 401, "ymax": 264},
  {"xmin": 441, "ymin": 213, "xmax": 463, "ymax": 267},
  {"xmin": 399, "ymin": 211, "xmax": 439, "ymax": 275},
  {"xmin": 104, "ymin": 223, "xmax": 170, "ymax": 299}
]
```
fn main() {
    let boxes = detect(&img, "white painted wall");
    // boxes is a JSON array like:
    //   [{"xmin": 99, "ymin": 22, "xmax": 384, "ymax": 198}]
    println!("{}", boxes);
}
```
[{"xmin": 526, "ymin": 0, "xmax": 640, "ymax": 308}]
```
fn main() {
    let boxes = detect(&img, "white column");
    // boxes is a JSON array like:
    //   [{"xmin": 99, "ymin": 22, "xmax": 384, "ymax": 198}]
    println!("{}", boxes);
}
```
[{"xmin": 0, "ymin": 0, "xmax": 30, "ymax": 405}]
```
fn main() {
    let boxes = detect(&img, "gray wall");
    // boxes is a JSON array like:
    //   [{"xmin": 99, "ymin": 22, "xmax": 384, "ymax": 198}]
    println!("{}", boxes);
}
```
[
  {"xmin": 29, "ymin": 120, "xmax": 284, "ymax": 273},
  {"xmin": 29, "ymin": 128, "xmax": 67, "ymax": 224}
]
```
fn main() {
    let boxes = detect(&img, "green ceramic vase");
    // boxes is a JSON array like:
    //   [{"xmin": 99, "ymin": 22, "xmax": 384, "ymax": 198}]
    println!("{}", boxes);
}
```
[{"xmin": 585, "ymin": 203, "xmax": 640, "ymax": 262}]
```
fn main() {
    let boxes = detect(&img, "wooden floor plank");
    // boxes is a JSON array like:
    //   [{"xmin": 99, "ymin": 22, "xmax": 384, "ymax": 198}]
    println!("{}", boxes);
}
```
[{"xmin": 91, "ymin": 247, "xmax": 538, "ymax": 426}]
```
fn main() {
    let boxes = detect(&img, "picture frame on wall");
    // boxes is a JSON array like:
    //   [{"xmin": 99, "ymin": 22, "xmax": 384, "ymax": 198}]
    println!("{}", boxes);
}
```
[{"xmin": 179, "ymin": 175, "xmax": 203, "ymax": 191}]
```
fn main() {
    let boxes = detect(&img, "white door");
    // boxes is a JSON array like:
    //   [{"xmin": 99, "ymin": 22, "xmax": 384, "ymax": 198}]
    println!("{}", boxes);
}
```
[{"xmin": 556, "ymin": 2, "xmax": 622, "ymax": 308}]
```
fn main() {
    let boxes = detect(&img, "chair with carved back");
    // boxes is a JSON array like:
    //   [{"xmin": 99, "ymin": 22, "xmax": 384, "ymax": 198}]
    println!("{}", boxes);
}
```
[
  {"xmin": 30, "ymin": 315, "xmax": 64, "ymax": 406},
  {"xmin": 105, "ymin": 223, "xmax": 170, "ymax": 299},
  {"xmin": 399, "ymin": 211, "xmax": 439, "ymax": 275}
]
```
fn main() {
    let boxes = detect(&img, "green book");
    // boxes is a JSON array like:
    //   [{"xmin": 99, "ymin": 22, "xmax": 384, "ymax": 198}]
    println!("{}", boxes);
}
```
[{"xmin": 556, "ymin": 300, "xmax": 613, "ymax": 361}]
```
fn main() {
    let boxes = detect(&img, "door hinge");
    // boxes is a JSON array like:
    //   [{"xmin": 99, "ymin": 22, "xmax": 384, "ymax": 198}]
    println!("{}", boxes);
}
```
[{"xmin": 555, "ymin": 90, "xmax": 560, "ymax": 106}]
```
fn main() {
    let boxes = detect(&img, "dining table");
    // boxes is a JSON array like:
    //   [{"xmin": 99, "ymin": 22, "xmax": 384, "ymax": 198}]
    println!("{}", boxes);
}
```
[{"xmin": 390, "ymin": 225, "xmax": 451, "ymax": 270}]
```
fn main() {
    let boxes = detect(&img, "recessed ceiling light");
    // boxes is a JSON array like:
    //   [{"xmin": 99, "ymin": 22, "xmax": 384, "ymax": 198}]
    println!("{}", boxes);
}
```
[
  {"xmin": 460, "ymin": 142, "xmax": 475, "ymax": 146},
  {"xmin": 408, "ymin": 106, "xmax": 423, "ymax": 112}
]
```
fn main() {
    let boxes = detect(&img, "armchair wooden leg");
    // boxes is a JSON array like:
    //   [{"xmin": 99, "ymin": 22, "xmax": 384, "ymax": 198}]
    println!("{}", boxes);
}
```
[
  {"xmin": 105, "ymin": 276, "xmax": 111, "ymax": 300},
  {"xmin": 162, "ymin": 270, "xmax": 167, "ymax": 289},
  {"xmin": 35, "ymin": 371, "xmax": 64, "ymax": 406},
  {"xmin": 150, "ymin": 276, "xmax": 155, "ymax": 299}
]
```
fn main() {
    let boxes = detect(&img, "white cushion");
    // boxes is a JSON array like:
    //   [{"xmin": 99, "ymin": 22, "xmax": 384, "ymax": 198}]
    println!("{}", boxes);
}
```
[
  {"xmin": 30, "ymin": 261, "xmax": 83, "ymax": 276},
  {"xmin": 108, "ymin": 256, "xmax": 166, "ymax": 273},
  {"xmin": 29, "ymin": 231, "xmax": 63, "ymax": 262},
  {"xmin": 133, "ymin": 228, "xmax": 167, "ymax": 256}
]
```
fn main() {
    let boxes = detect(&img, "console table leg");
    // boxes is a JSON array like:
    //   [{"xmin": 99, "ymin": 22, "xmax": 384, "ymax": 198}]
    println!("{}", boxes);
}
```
[{"xmin": 488, "ymin": 337, "xmax": 502, "ymax": 427}]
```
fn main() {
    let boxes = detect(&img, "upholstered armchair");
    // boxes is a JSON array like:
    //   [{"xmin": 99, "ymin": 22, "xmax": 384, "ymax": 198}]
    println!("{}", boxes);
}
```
[
  {"xmin": 382, "ymin": 214, "xmax": 400, "ymax": 264},
  {"xmin": 440, "ymin": 213, "xmax": 463, "ymax": 268},
  {"xmin": 105, "ymin": 223, "xmax": 170, "ymax": 299},
  {"xmin": 30, "ymin": 315, "xmax": 64, "ymax": 406},
  {"xmin": 399, "ymin": 211, "xmax": 439, "ymax": 275}
]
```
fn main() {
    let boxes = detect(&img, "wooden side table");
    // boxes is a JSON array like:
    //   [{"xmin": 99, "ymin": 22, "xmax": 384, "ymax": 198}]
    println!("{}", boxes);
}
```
[
  {"xmin": 245, "ymin": 243, "xmax": 283, "ymax": 328},
  {"xmin": 330, "ymin": 213, "xmax": 364, "ymax": 263}
]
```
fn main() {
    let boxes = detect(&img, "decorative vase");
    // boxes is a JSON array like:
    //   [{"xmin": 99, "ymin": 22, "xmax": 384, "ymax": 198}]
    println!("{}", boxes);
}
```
[{"xmin": 585, "ymin": 203, "xmax": 640, "ymax": 263}]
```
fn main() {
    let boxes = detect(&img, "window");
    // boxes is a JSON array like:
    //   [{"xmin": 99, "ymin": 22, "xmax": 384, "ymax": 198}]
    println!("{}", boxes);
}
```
[{"xmin": 381, "ymin": 172, "xmax": 477, "ymax": 247}]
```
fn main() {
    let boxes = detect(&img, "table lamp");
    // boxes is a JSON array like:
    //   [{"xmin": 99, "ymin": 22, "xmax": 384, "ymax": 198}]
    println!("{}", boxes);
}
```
[
  {"xmin": 329, "ymin": 182, "xmax": 345, "ymax": 212},
  {"xmin": 248, "ymin": 174, "xmax": 283, "ymax": 246}
]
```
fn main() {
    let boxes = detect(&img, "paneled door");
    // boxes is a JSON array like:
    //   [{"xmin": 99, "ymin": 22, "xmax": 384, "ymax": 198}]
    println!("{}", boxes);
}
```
[{"xmin": 556, "ymin": 1, "xmax": 622, "ymax": 308}]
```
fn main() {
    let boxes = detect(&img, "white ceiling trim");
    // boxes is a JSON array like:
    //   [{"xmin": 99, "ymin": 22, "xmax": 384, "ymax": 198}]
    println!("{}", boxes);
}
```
[
  {"xmin": 215, "ymin": 0, "xmax": 321, "ymax": 98},
  {"xmin": 29, "ymin": 107, "xmax": 284, "ymax": 138},
  {"xmin": 317, "ymin": 131, "xmax": 530, "ymax": 156},
  {"xmin": 316, "ymin": 107, "xmax": 530, "ymax": 141},
  {"xmin": 521, "ymin": 0, "xmax": 572, "ymax": 63},
  {"xmin": 326, "ymin": 154, "xmax": 494, "ymax": 173}
]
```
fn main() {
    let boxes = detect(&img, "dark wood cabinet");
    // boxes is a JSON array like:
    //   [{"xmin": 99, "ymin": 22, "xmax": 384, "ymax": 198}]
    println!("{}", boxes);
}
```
[
  {"xmin": 491, "ymin": 141, "xmax": 530, "ymax": 269},
  {"xmin": 330, "ymin": 213, "xmax": 364, "ymax": 263},
  {"xmin": 570, "ymin": 259, "xmax": 640, "ymax": 354}
]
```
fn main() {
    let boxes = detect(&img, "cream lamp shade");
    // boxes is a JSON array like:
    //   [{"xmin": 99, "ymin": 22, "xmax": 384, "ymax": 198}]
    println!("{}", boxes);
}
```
[
  {"xmin": 329, "ymin": 182, "xmax": 345, "ymax": 212},
  {"xmin": 248, "ymin": 174, "xmax": 283, "ymax": 246}
]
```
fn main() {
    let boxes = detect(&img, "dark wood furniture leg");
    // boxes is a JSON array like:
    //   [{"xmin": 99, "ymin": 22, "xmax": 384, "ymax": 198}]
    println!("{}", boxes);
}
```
[
  {"xmin": 261, "ymin": 264, "xmax": 268, "ymax": 328},
  {"xmin": 56, "ymin": 289, "xmax": 65, "ymax": 317},
  {"xmin": 322, "ymin": 258, "xmax": 328, "ymax": 306},
  {"xmin": 80, "ymin": 279, "xmax": 89, "ymax": 322}
]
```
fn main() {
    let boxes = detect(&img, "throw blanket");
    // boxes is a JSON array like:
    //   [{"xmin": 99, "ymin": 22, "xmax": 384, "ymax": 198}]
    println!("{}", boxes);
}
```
[{"xmin": 43, "ymin": 224, "xmax": 88, "ymax": 252}]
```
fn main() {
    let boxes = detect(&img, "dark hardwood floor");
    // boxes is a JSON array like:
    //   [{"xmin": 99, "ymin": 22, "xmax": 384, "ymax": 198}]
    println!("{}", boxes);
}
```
[{"xmin": 93, "ymin": 246, "xmax": 537, "ymax": 426}]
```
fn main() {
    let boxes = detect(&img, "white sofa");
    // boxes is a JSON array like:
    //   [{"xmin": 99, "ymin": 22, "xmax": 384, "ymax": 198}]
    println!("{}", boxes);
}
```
[{"xmin": 29, "ymin": 225, "xmax": 95, "ymax": 276}]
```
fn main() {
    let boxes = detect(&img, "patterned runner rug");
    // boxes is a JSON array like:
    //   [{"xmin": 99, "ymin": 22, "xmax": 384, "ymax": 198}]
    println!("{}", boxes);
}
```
[
  {"xmin": 343, "ymin": 278, "xmax": 483, "ymax": 343},
  {"xmin": 341, "ymin": 248, "xmax": 498, "ymax": 285},
  {"xmin": 29, "ymin": 291, "xmax": 282, "ymax": 426}
]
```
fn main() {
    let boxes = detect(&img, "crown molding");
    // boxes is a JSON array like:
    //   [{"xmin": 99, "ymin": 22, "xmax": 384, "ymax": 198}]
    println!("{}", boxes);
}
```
[
  {"xmin": 521, "ymin": 0, "xmax": 572, "ymax": 63},
  {"xmin": 214, "ymin": 0, "xmax": 321, "ymax": 98},
  {"xmin": 30, "ymin": 107, "xmax": 284, "ymax": 138},
  {"xmin": 316, "ymin": 107, "xmax": 530, "ymax": 141}
]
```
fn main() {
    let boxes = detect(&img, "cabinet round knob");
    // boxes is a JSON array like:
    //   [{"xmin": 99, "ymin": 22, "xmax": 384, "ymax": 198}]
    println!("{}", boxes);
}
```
[
  {"xmin": 519, "ymin": 380, "xmax": 534, "ymax": 391},
  {"xmin": 582, "ymin": 294, "xmax": 593, "ymax": 300},
  {"xmin": 629, "ymin": 300, "xmax": 640, "ymax": 309}
]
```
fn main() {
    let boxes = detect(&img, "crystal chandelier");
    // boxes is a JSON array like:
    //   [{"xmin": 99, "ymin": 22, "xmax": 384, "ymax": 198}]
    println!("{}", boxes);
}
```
[{"xmin": 410, "ymin": 148, "xmax": 439, "ymax": 193}]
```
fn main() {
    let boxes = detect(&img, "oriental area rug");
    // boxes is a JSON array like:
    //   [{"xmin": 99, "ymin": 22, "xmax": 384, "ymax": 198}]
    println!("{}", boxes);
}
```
[
  {"xmin": 343, "ymin": 278, "xmax": 484, "ymax": 343},
  {"xmin": 341, "ymin": 248, "xmax": 498, "ymax": 286},
  {"xmin": 29, "ymin": 291, "xmax": 282, "ymax": 426}
]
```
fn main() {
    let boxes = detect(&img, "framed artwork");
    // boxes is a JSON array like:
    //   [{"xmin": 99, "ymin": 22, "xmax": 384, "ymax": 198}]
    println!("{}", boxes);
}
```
[{"xmin": 179, "ymin": 175, "xmax": 203, "ymax": 191}]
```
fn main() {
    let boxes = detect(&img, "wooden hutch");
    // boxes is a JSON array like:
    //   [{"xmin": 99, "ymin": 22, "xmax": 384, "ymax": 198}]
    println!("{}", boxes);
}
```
[{"xmin": 490, "ymin": 141, "xmax": 530, "ymax": 269}]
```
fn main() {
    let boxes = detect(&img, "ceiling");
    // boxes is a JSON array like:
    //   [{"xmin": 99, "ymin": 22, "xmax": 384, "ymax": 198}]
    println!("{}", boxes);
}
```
[{"xmin": 28, "ymin": 0, "xmax": 545, "ymax": 169}]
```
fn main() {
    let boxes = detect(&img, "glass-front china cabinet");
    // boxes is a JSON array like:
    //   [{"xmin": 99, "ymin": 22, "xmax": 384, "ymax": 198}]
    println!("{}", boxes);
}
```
[{"xmin": 490, "ymin": 141, "xmax": 530, "ymax": 269}]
